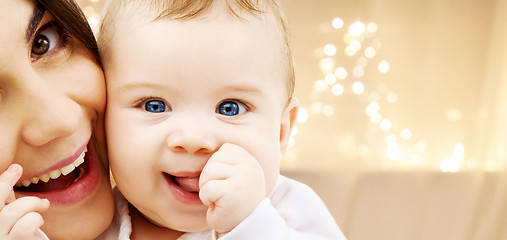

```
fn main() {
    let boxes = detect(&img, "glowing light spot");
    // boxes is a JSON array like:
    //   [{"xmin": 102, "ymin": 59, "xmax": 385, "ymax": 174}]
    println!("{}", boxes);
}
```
[
  {"xmin": 370, "ymin": 113, "xmax": 382, "ymax": 124},
  {"xmin": 353, "ymin": 66, "xmax": 365, "ymax": 78},
  {"xmin": 387, "ymin": 92, "xmax": 399, "ymax": 103},
  {"xmin": 87, "ymin": 15, "xmax": 100, "ymax": 31},
  {"xmin": 291, "ymin": 126, "xmax": 298, "ymax": 136},
  {"xmin": 343, "ymin": 34, "xmax": 354, "ymax": 44},
  {"xmin": 350, "ymin": 40, "xmax": 362, "ymax": 51},
  {"xmin": 325, "ymin": 73, "xmax": 337, "ymax": 85},
  {"xmin": 401, "ymin": 129, "xmax": 412, "ymax": 140},
  {"xmin": 440, "ymin": 144, "xmax": 465, "ymax": 172},
  {"xmin": 332, "ymin": 17, "xmax": 344, "ymax": 29},
  {"xmin": 453, "ymin": 143, "xmax": 465, "ymax": 160},
  {"xmin": 440, "ymin": 161, "xmax": 460, "ymax": 172},
  {"xmin": 288, "ymin": 137, "xmax": 296, "ymax": 148},
  {"xmin": 349, "ymin": 21, "xmax": 365, "ymax": 36},
  {"xmin": 352, "ymin": 81, "xmax": 364, "ymax": 95},
  {"xmin": 323, "ymin": 105, "xmax": 334, "ymax": 116},
  {"xmin": 365, "ymin": 47, "xmax": 376, "ymax": 59},
  {"xmin": 319, "ymin": 57, "xmax": 335, "ymax": 73},
  {"xmin": 332, "ymin": 84, "xmax": 344, "ymax": 96},
  {"xmin": 297, "ymin": 108, "xmax": 308, "ymax": 123},
  {"xmin": 484, "ymin": 161, "xmax": 498, "ymax": 171},
  {"xmin": 380, "ymin": 119, "xmax": 392, "ymax": 131},
  {"xmin": 357, "ymin": 56, "xmax": 368, "ymax": 68},
  {"xmin": 387, "ymin": 142, "xmax": 399, "ymax": 160},
  {"xmin": 446, "ymin": 109, "xmax": 462, "ymax": 122},
  {"xmin": 335, "ymin": 67, "xmax": 348, "ymax": 79},
  {"xmin": 324, "ymin": 44, "xmax": 337, "ymax": 56},
  {"xmin": 311, "ymin": 102, "xmax": 323, "ymax": 113},
  {"xmin": 367, "ymin": 22, "xmax": 378, "ymax": 33},
  {"xmin": 313, "ymin": 80, "xmax": 327, "ymax": 92},
  {"xmin": 365, "ymin": 101, "xmax": 380, "ymax": 116},
  {"xmin": 415, "ymin": 140, "xmax": 427, "ymax": 153},
  {"xmin": 378, "ymin": 60, "xmax": 390, "ymax": 73},
  {"xmin": 83, "ymin": 6, "xmax": 95, "ymax": 18},
  {"xmin": 345, "ymin": 45, "xmax": 357, "ymax": 56}
]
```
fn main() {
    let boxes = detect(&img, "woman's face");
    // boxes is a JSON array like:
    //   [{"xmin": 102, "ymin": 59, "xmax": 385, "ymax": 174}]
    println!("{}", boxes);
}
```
[{"xmin": 0, "ymin": 0, "xmax": 114, "ymax": 238}]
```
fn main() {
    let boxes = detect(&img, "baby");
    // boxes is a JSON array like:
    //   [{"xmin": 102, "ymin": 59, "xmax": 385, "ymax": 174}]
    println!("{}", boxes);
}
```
[{"xmin": 97, "ymin": 0, "xmax": 346, "ymax": 239}]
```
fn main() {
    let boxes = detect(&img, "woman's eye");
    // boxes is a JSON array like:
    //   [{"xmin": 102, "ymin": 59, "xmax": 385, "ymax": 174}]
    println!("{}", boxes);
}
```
[
  {"xmin": 144, "ymin": 100, "xmax": 167, "ymax": 113},
  {"xmin": 217, "ymin": 101, "xmax": 247, "ymax": 116},
  {"xmin": 31, "ymin": 26, "xmax": 60, "ymax": 58}
]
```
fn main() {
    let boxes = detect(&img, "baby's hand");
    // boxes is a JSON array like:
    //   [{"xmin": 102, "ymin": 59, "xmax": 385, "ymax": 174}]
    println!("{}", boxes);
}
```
[
  {"xmin": 0, "ymin": 164, "xmax": 50, "ymax": 240},
  {"xmin": 199, "ymin": 143, "xmax": 266, "ymax": 235}
]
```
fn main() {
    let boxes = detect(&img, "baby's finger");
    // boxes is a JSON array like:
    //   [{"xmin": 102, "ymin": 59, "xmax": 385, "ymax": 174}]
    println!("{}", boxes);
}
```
[
  {"xmin": 0, "ymin": 197, "xmax": 49, "ymax": 236},
  {"xmin": 9, "ymin": 212, "xmax": 45, "ymax": 240},
  {"xmin": 199, "ymin": 179, "xmax": 228, "ymax": 209},
  {"xmin": 0, "ymin": 165, "xmax": 22, "ymax": 207},
  {"xmin": 199, "ymin": 160, "xmax": 233, "ymax": 190}
]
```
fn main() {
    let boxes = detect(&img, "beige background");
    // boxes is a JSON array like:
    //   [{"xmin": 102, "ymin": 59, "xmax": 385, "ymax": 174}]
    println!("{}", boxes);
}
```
[{"xmin": 77, "ymin": 0, "xmax": 507, "ymax": 239}]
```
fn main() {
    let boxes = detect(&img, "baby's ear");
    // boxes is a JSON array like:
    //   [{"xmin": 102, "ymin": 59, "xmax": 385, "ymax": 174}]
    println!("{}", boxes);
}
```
[{"xmin": 279, "ymin": 97, "xmax": 299, "ymax": 155}]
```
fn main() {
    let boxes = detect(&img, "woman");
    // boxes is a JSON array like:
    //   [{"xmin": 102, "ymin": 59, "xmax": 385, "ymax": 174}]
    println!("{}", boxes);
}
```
[{"xmin": 0, "ymin": 0, "xmax": 114, "ymax": 239}]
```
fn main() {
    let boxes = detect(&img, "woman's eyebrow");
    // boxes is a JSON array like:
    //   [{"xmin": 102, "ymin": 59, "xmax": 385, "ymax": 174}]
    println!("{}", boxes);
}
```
[{"xmin": 25, "ymin": 3, "xmax": 45, "ymax": 43}]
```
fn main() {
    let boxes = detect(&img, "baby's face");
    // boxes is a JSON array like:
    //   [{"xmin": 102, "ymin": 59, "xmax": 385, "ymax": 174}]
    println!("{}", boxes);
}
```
[{"xmin": 105, "ymin": 12, "xmax": 293, "ymax": 231}]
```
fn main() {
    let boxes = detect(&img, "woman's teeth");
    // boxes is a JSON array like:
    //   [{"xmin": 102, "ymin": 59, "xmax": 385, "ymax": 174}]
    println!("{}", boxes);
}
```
[{"xmin": 16, "ymin": 148, "xmax": 87, "ymax": 188}]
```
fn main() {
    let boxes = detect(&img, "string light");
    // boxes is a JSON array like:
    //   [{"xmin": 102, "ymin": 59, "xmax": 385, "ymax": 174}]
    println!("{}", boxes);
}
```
[
  {"xmin": 324, "ymin": 44, "xmax": 337, "ymax": 56},
  {"xmin": 349, "ymin": 21, "xmax": 365, "ymax": 36},
  {"xmin": 332, "ymin": 17, "xmax": 344, "ymax": 29},
  {"xmin": 293, "ymin": 16, "xmax": 473, "ymax": 172},
  {"xmin": 335, "ymin": 67, "xmax": 348, "ymax": 79}
]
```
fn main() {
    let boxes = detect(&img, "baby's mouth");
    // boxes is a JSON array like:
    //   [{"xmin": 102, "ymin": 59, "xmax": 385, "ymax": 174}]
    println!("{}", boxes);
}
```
[
  {"xmin": 166, "ymin": 174, "xmax": 200, "ymax": 193},
  {"xmin": 14, "ymin": 148, "xmax": 87, "ymax": 192}
]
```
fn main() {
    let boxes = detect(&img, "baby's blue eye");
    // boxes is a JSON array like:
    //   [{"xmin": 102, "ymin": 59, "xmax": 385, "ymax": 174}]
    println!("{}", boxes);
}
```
[
  {"xmin": 144, "ymin": 100, "xmax": 166, "ymax": 113},
  {"xmin": 217, "ymin": 101, "xmax": 246, "ymax": 116}
]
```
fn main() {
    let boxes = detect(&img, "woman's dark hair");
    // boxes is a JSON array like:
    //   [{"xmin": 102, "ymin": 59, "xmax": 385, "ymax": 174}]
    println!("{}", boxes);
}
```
[{"xmin": 35, "ymin": 0, "xmax": 102, "ymax": 66}]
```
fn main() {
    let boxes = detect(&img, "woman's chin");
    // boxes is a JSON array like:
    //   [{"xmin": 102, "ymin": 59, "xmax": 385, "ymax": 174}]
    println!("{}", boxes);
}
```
[{"xmin": 40, "ymin": 165, "xmax": 114, "ymax": 240}]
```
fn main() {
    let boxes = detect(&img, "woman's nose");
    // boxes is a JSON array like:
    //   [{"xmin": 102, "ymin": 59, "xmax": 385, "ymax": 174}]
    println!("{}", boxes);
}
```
[
  {"xmin": 20, "ymin": 82, "xmax": 81, "ymax": 146},
  {"xmin": 166, "ymin": 119, "xmax": 218, "ymax": 155}
]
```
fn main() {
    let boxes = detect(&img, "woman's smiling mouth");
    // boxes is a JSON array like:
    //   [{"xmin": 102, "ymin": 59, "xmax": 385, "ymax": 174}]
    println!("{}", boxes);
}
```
[
  {"xmin": 14, "ymin": 148, "xmax": 86, "ymax": 192},
  {"xmin": 12, "ymin": 140, "xmax": 102, "ymax": 205}
]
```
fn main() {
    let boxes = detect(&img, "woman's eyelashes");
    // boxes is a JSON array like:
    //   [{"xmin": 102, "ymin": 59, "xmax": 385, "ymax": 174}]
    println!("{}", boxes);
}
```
[
  {"xmin": 30, "ymin": 22, "xmax": 70, "ymax": 61},
  {"xmin": 217, "ymin": 100, "xmax": 248, "ymax": 116}
]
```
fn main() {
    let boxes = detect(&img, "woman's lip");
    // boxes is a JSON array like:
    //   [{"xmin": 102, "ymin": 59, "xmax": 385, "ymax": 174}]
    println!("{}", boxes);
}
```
[
  {"xmin": 14, "ymin": 141, "xmax": 101, "ymax": 205},
  {"xmin": 163, "ymin": 173, "xmax": 202, "ymax": 205},
  {"xmin": 18, "ymin": 143, "xmax": 88, "ymax": 184}
]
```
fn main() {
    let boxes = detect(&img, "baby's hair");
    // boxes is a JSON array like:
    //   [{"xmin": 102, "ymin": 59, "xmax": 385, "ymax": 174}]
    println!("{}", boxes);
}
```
[{"xmin": 98, "ymin": 0, "xmax": 295, "ymax": 102}]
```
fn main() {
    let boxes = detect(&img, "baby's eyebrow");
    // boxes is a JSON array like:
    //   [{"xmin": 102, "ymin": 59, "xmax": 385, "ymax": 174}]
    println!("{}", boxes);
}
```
[
  {"xmin": 117, "ymin": 82, "xmax": 166, "ymax": 92},
  {"xmin": 222, "ymin": 85, "xmax": 263, "ymax": 94},
  {"xmin": 25, "ymin": 3, "xmax": 45, "ymax": 43}
]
